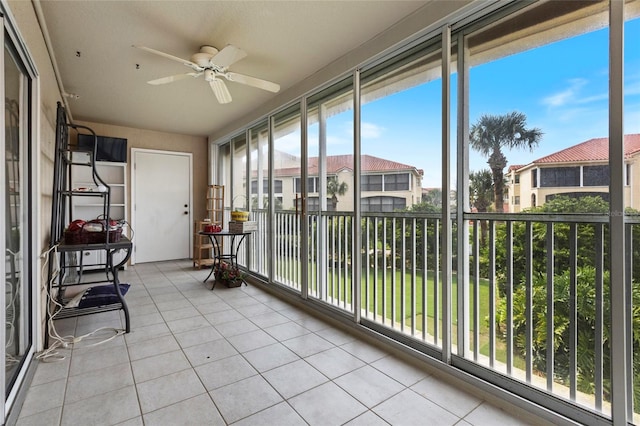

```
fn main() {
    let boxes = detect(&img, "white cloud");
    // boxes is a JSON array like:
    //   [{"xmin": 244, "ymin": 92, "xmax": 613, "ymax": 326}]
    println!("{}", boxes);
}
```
[
  {"xmin": 344, "ymin": 121, "xmax": 385, "ymax": 139},
  {"xmin": 273, "ymin": 132, "xmax": 301, "ymax": 154},
  {"xmin": 326, "ymin": 134, "xmax": 350, "ymax": 148},
  {"xmin": 543, "ymin": 74, "xmax": 639, "ymax": 109},
  {"xmin": 576, "ymin": 93, "xmax": 608, "ymax": 104},
  {"xmin": 541, "ymin": 78, "xmax": 587, "ymax": 107},
  {"xmin": 549, "ymin": 106, "xmax": 591, "ymax": 122},
  {"xmin": 361, "ymin": 122, "xmax": 384, "ymax": 139}
]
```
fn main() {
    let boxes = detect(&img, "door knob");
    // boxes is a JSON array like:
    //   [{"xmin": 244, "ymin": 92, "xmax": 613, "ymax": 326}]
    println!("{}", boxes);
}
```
[{"xmin": 184, "ymin": 211, "xmax": 188, "ymax": 215}]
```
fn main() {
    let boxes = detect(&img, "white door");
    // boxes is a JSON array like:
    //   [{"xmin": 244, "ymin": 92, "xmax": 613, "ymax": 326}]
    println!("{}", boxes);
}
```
[{"xmin": 132, "ymin": 149, "xmax": 192, "ymax": 263}]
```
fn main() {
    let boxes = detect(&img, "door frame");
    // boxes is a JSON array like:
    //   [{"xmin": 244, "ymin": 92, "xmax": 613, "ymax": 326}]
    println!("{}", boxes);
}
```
[
  {"xmin": 130, "ymin": 148, "xmax": 193, "ymax": 265},
  {"xmin": 1, "ymin": 8, "xmax": 40, "ymax": 421}
]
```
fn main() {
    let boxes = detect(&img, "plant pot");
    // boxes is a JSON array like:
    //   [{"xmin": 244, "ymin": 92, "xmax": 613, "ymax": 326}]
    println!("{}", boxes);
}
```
[
  {"xmin": 231, "ymin": 210, "xmax": 249, "ymax": 222},
  {"xmin": 215, "ymin": 275, "xmax": 242, "ymax": 288},
  {"xmin": 214, "ymin": 264, "xmax": 243, "ymax": 288},
  {"xmin": 225, "ymin": 279, "xmax": 242, "ymax": 288}
]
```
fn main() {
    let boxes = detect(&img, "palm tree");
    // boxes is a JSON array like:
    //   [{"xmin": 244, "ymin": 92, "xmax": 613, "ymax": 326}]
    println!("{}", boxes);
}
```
[
  {"xmin": 469, "ymin": 111, "xmax": 542, "ymax": 212},
  {"xmin": 469, "ymin": 169, "xmax": 494, "ymax": 213},
  {"xmin": 469, "ymin": 169, "xmax": 494, "ymax": 244},
  {"xmin": 327, "ymin": 176, "xmax": 348, "ymax": 211}
]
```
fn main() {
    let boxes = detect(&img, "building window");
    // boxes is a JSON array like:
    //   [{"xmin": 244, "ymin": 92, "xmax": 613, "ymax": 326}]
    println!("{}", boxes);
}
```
[
  {"xmin": 583, "ymin": 165, "xmax": 609, "ymax": 186},
  {"xmin": 361, "ymin": 174, "xmax": 383, "ymax": 191},
  {"xmin": 540, "ymin": 167, "xmax": 580, "ymax": 187},
  {"xmin": 294, "ymin": 177, "xmax": 321, "ymax": 193},
  {"xmin": 361, "ymin": 196, "xmax": 406, "ymax": 212},
  {"xmin": 304, "ymin": 196, "xmax": 333, "ymax": 211},
  {"xmin": 515, "ymin": 174, "xmax": 520, "ymax": 184},
  {"xmin": 250, "ymin": 180, "xmax": 261, "ymax": 193},
  {"xmin": 251, "ymin": 179, "xmax": 282, "ymax": 193},
  {"xmin": 532, "ymin": 169, "xmax": 538, "ymax": 188},
  {"xmin": 362, "ymin": 173, "xmax": 410, "ymax": 191},
  {"xmin": 626, "ymin": 163, "xmax": 631, "ymax": 186},
  {"xmin": 514, "ymin": 196, "xmax": 520, "ymax": 205},
  {"xmin": 384, "ymin": 173, "xmax": 410, "ymax": 191},
  {"xmin": 305, "ymin": 196, "xmax": 322, "ymax": 211}
]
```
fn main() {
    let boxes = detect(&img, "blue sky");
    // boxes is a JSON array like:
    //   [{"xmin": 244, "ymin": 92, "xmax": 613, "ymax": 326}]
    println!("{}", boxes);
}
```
[
  {"xmin": 339, "ymin": 17, "xmax": 640, "ymax": 188},
  {"xmin": 273, "ymin": 17, "xmax": 639, "ymax": 189}
]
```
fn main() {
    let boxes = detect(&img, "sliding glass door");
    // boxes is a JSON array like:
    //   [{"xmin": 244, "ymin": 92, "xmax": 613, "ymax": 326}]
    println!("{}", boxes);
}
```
[
  {"xmin": 248, "ymin": 125, "xmax": 268, "ymax": 278},
  {"xmin": 359, "ymin": 39, "xmax": 445, "ymax": 346},
  {"xmin": 2, "ymin": 19, "xmax": 35, "ymax": 422},
  {"xmin": 306, "ymin": 78, "xmax": 355, "ymax": 312},
  {"xmin": 271, "ymin": 105, "xmax": 303, "ymax": 291}
]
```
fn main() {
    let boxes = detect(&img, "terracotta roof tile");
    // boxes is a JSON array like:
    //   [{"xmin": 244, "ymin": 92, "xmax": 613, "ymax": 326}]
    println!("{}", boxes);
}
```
[
  {"xmin": 307, "ymin": 154, "xmax": 417, "ymax": 173},
  {"xmin": 271, "ymin": 153, "xmax": 419, "ymax": 177},
  {"xmin": 533, "ymin": 134, "xmax": 640, "ymax": 164}
]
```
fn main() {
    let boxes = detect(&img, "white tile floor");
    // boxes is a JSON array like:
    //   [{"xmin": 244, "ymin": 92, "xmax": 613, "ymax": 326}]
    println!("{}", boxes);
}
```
[{"xmin": 14, "ymin": 260, "xmax": 544, "ymax": 425}]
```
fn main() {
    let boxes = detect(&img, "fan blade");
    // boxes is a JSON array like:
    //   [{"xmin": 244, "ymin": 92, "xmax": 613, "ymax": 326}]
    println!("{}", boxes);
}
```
[
  {"xmin": 133, "ymin": 45, "xmax": 203, "ymax": 71},
  {"xmin": 209, "ymin": 78, "xmax": 232, "ymax": 104},
  {"xmin": 210, "ymin": 45, "xmax": 247, "ymax": 68},
  {"xmin": 223, "ymin": 71, "xmax": 280, "ymax": 93},
  {"xmin": 148, "ymin": 72, "xmax": 201, "ymax": 85}
]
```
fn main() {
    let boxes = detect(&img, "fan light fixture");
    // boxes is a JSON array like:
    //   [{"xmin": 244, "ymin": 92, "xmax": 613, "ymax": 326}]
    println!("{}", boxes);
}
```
[{"xmin": 133, "ymin": 44, "xmax": 280, "ymax": 104}]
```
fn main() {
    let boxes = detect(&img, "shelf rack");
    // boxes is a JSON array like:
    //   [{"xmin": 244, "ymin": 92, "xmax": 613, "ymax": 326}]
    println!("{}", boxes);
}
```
[
  {"xmin": 46, "ymin": 102, "xmax": 133, "ymax": 344},
  {"xmin": 193, "ymin": 185, "xmax": 224, "ymax": 269}
]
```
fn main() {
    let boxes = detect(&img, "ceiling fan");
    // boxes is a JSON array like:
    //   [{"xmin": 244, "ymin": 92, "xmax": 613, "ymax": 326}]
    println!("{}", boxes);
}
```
[{"xmin": 133, "ymin": 44, "xmax": 280, "ymax": 104}]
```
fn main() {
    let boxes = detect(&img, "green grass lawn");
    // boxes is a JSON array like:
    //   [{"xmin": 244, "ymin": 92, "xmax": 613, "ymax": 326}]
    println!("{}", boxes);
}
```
[
  {"xmin": 282, "ymin": 257, "xmax": 525, "ymax": 369},
  {"xmin": 317, "ymin": 265, "xmax": 526, "ymax": 370}
]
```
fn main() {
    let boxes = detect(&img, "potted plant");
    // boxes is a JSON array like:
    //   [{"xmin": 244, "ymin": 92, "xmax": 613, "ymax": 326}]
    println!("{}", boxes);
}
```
[
  {"xmin": 214, "ymin": 261, "xmax": 244, "ymax": 287},
  {"xmin": 231, "ymin": 195, "xmax": 249, "ymax": 222}
]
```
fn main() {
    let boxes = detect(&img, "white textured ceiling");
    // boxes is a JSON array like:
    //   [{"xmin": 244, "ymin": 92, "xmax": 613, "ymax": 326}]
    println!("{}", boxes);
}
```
[{"xmin": 38, "ymin": 1, "xmax": 430, "ymax": 137}]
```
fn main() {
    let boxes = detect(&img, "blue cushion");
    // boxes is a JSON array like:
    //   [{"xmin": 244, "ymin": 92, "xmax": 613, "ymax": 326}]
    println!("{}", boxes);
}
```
[{"xmin": 77, "ymin": 283, "xmax": 130, "ymax": 308}]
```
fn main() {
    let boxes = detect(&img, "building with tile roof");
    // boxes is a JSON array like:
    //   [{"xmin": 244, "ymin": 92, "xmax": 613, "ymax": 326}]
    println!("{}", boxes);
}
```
[
  {"xmin": 505, "ymin": 134, "xmax": 640, "ymax": 212},
  {"xmin": 265, "ymin": 152, "xmax": 424, "ymax": 212}
]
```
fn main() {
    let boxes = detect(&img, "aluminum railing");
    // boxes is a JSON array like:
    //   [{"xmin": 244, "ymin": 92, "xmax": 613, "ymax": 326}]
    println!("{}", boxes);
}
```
[
  {"xmin": 463, "ymin": 213, "xmax": 619, "ymax": 418},
  {"xmin": 307, "ymin": 212, "xmax": 355, "ymax": 310},
  {"xmin": 237, "ymin": 208, "xmax": 638, "ymax": 421},
  {"xmin": 360, "ymin": 212, "xmax": 442, "ymax": 345}
]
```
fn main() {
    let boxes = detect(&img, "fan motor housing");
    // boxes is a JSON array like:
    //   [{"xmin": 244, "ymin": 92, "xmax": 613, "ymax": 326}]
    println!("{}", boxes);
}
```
[
  {"xmin": 191, "ymin": 46, "xmax": 218, "ymax": 67},
  {"xmin": 192, "ymin": 53, "xmax": 211, "ymax": 67},
  {"xmin": 205, "ymin": 69, "xmax": 219, "ymax": 82},
  {"xmin": 199, "ymin": 45, "xmax": 218, "ymax": 55}
]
